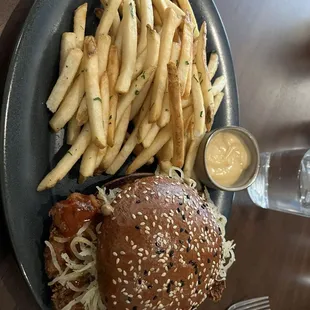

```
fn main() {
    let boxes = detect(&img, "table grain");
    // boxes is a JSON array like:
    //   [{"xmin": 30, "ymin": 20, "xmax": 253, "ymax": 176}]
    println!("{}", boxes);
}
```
[{"xmin": 1, "ymin": 0, "xmax": 310, "ymax": 309}]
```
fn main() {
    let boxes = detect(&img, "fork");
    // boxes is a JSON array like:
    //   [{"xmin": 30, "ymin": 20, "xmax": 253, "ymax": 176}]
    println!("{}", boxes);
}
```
[{"xmin": 228, "ymin": 296, "xmax": 271, "ymax": 310}]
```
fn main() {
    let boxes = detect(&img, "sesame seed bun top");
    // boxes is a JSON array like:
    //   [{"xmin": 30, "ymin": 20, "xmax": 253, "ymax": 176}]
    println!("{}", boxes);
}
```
[{"xmin": 97, "ymin": 175, "xmax": 224, "ymax": 310}]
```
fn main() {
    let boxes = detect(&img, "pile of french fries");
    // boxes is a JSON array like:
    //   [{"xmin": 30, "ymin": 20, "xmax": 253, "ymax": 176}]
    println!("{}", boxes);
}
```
[{"xmin": 37, "ymin": 0, "xmax": 226, "ymax": 192}]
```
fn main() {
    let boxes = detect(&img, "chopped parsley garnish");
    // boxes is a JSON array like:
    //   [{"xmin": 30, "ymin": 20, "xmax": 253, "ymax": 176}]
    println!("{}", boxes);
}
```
[
  {"xmin": 200, "ymin": 111, "xmax": 203, "ymax": 117},
  {"xmin": 67, "ymin": 151, "xmax": 73, "ymax": 156},
  {"xmin": 185, "ymin": 60, "xmax": 190, "ymax": 65},
  {"xmin": 135, "ymin": 90, "xmax": 140, "ymax": 95},
  {"xmin": 93, "ymin": 97, "xmax": 102, "ymax": 103}
]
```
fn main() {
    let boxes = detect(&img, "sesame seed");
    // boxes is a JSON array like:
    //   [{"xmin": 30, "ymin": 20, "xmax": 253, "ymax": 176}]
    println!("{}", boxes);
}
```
[
  {"xmin": 132, "ymin": 245, "xmax": 137, "ymax": 250},
  {"xmin": 132, "ymin": 214, "xmax": 136, "ymax": 219},
  {"xmin": 120, "ymin": 251, "xmax": 126, "ymax": 255},
  {"xmin": 113, "ymin": 252, "xmax": 118, "ymax": 257},
  {"xmin": 112, "ymin": 279, "xmax": 117, "ymax": 285},
  {"xmin": 117, "ymin": 268, "xmax": 122, "ymax": 273},
  {"xmin": 116, "ymin": 258, "xmax": 120, "ymax": 264},
  {"xmin": 124, "ymin": 280, "xmax": 129, "ymax": 284}
]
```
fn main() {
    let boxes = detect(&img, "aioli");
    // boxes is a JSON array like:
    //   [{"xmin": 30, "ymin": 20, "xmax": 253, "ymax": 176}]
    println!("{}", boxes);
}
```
[{"xmin": 206, "ymin": 132, "xmax": 251, "ymax": 187}]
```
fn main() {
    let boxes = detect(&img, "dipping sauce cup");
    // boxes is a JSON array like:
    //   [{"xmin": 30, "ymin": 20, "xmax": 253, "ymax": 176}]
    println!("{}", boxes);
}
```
[{"xmin": 194, "ymin": 126, "xmax": 260, "ymax": 192}]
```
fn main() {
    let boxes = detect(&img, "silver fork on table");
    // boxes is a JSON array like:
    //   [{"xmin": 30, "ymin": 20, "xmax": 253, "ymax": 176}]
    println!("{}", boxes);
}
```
[{"xmin": 228, "ymin": 296, "xmax": 271, "ymax": 310}]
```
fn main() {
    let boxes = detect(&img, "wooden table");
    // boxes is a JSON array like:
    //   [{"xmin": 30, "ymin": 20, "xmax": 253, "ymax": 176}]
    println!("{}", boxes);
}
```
[{"xmin": 1, "ymin": 0, "xmax": 310, "ymax": 309}]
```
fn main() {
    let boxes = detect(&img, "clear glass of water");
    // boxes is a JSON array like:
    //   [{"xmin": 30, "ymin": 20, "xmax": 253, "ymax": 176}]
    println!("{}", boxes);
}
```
[{"xmin": 247, "ymin": 149, "xmax": 310, "ymax": 217}]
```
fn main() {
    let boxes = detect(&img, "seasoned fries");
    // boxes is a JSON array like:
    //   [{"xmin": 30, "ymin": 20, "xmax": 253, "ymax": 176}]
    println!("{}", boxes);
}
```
[
  {"xmin": 79, "ymin": 143, "xmax": 98, "ymax": 183},
  {"xmin": 212, "ymin": 75, "xmax": 226, "ymax": 96},
  {"xmin": 49, "ymin": 73, "xmax": 85, "ymax": 132},
  {"xmin": 76, "ymin": 96, "xmax": 88, "ymax": 126},
  {"xmin": 137, "ymin": 0, "xmax": 154, "ymax": 54},
  {"xmin": 178, "ymin": 12, "xmax": 194, "ymax": 96},
  {"xmin": 149, "ymin": 8, "xmax": 182, "ymax": 122},
  {"xmin": 107, "ymin": 45, "xmax": 120, "ymax": 146},
  {"xmin": 196, "ymin": 22, "xmax": 214, "ymax": 131},
  {"xmin": 191, "ymin": 64, "xmax": 205, "ymax": 137},
  {"xmin": 208, "ymin": 51, "xmax": 219, "ymax": 80},
  {"xmin": 167, "ymin": 62, "xmax": 184, "ymax": 168},
  {"xmin": 59, "ymin": 32, "xmax": 76, "ymax": 72},
  {"xmin": 37, "ymin": 124, "xmax": 91, "ymax": 191},
  {"xmin": 116, "ymin": 66, "xmax": 156, "ymax": 126},
  {"xmin": 46, "ymin": 48, "xmax": 83, "ymax": 113},
  {"xmin": 97, "ymin": 34, "xmax": 111, "ymax": 78},
  {"xmin": 39, "ymin": 0, "xmax": 227, "ymax": 190},
  {"xmin": 115, "ymin": 0, "xmax": 138, "ymax": 93},
  {"xmin": 74, "ymin": 3, "xmax": 87, "ymax": 49},
  {"xmin": 85, "ymin": 37, "xmax": 106, "ymax": 149},
  {"xmin": 96, "ymin": 0, "xmax": 122, "ymax": 38}
]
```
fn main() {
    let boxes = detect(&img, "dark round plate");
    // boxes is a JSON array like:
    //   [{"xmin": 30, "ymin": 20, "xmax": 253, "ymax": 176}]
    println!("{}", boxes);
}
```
[{"xmin": 0, "ymin": 0, "xmax": 239, "ymax": 309}]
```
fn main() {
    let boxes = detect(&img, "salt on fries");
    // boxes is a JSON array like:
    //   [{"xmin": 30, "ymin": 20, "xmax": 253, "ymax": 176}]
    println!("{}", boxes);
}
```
[{"xmin": 38, "ymin": 0, "xmax": 226, "ymax": 190}]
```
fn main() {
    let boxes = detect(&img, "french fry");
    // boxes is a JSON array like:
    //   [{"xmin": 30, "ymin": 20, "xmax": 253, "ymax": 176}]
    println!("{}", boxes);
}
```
[
  {"xmin": 149, "ymin": 8, "xmax": 182, "ymax": 122},
  {"xmin": 59, "ymin": 32, "xmax": 76, "ymax": 73},
  {"xmin": 176, "ymin": 0, "xmax": 199, "ymax": 37},
  {"xmin": 135, "ymin": 0, "xmax": 142, "ymax": 19},
  {"xmin": 100, "ymin": 0, "xmax": 121, "ymax": 38},
  {"xmin": 152, "ymin": 0, "xmax": 168, "ymax": 20},
  {"xmin": 37, "ymin": 124, "xmax": 91, "ymax": 191},
  {"xmin": 164, "ymin": 0, "xmax": 185, "ymax": 17},
  {"xmin": 114, "ymin": 19, "xmax": 124, "ymax": 60},
  {"xmin": 142, "ymin": 123, "xmax": 160, "ymax": 148},
  {"xmin": 159, "ymin": 160, "xmax": 173, "ymax": 175},
  {"xmin": 137, "ymin": 0, "xmax": 154, "ymax": 55},
  {"xmin": 153, "ymin": 5, "xmax": 162, "ymax": 26},
  {"xmin": 130, "ymin": 79, "xmax": 152, "ymax": 121},
  {"xmin": 49, "ymin": 73, "xmax": 85, "ymax": 132},
  {"xmin": 95, "ymin": 149, "xmax": 106, "ymax": 170},
  {"xmin": 100, "ymin": 106, "xmax": 131, "ymax": 170},
  {"xmin": 130, "ymin": 26, "xmax": 160, "ymax": 120},
  {"xmin": 178, "ymin": 12, "xmax": 194, "ymax": 96},
  {"xmin": 170, "ymin": 42, "xmax": 181, "ymax": 64},
  {"xmin": 74, "ymin": 3, "xmax": 87, "ymax": 49},
  {"xmin": 85, "ymin": 37, "xmax": 106, "ymax": 149},
  {"xmin": 183, "ymin": 135, "xmax": 203, "ymax": 180},
  {"xmin": 105, "ymin": 96, "xmax": 151, "ymax": 174},
  {"xmin": 76, "ymin": 96, "xmax": 88, "ymax": 126},
  {"xmin": 116, "ymin": 66, "xmax": 156, "ymax": 126},
  {"xmin": 167, "ymin": 62, "xmax": 184, "ymax": 168},
  {"xmin": 138, "ymin": 112, "xmax": 152, "ymax": 143},
  {"xmin": 67, "ymin": 113, "xmax": 81, "ymax": 145},
  {"xmin": 196, "ymin": 22, "xmax": 214, "ymax": 132},
  {"xmin": 126, "ymin": 124, "xmax": 172, "ymax": 174},
  {"xmin": 96, "ymin": 0, "xmax": 122, "ymax": 38},
  {"xmin": 183, "ymin": 44, "xmax": 193, "ymax": 99},
  {"xmin": 157, "ymin": 138, "xmax": 173, "ymax": 161},
  {"xmin": 46, "ymin": 48, "xmax": 83, "ymax": 113},
  {"xmin": 212, "ymin": 75, "xmax": 226, "ymax": 96},
  {"xmin": 115, "ymin": 0, "xmax": 138, "ymax": 93},
  {"xmin": 107, "ymin": 45, "xmax": 120, "ymax": 146},
  {"xmin": 97, "ymin": 34, "xmax": 112, "ymax": 78},
  {"xmin": 157, "ymin": 91, "xmax": 170, "ymax": 127},
  {"xmin": 133, "ymin": 47, "xmax": 147, "ymax": 80},
  {"xmin": 79, "ymin": 143, "xmax": 99, "ymax": 183},
  {"xmin": 214, "ymin": 92, "xmax": 224, "ymax": 115},
  {"xmin": 208, "ymin": 51, "xmax": 219, "ymax": 80},
  {"xmin": 100, "ymin": 72, "xmax": 110, "ymax": 149},
  {"xmin": 133, "ymin": 143, "xmax": 154, "ymax": 165},
  {"xmin": 191, "ymin": 64, "xmax": 205, "ymax": 138},
  {"xmin": 144, "ymin": 26, "xmax": 161, "ymax": 68}
]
